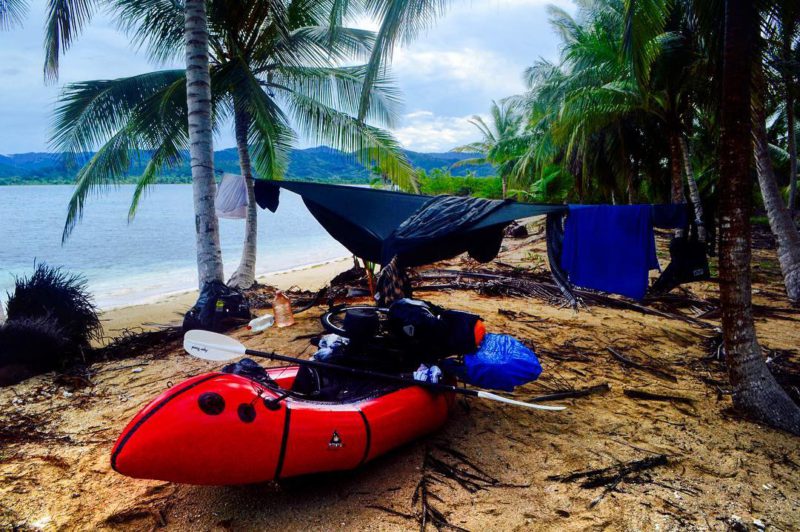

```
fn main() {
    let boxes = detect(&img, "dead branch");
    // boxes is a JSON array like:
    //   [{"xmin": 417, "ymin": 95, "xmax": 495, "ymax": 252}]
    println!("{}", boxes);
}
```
[
  {"xmin": 623, "ymin": 389, "xmax": 695, "ymax": 405},
  {"xmin": 607, "ymin": 347, "xmax": 678, "ymax": 383},
  {"xmin": 529, "ymin": 383, "xmax": 611, "ymax": 403}
]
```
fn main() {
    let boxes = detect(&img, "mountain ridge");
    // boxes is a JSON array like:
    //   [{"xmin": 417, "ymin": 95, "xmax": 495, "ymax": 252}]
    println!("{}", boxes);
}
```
[{"xmin": 0, "ymin": 147, "xmax": 494, "ymax": 185}]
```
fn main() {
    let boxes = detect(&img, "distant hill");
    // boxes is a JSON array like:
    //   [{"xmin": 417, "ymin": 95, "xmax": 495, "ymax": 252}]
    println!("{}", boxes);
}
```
[{"xmin": 0, "ymin": 147, "xmax": 494, "ymax": 185}]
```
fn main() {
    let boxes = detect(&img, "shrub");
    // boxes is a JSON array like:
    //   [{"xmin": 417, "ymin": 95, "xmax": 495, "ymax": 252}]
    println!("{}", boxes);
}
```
[
  {"xmin": 6, "ymin": 264, "xmax": 102, "ymax": 349},
  {"xmin": 0, "ymin": 318, "xmax": 71, "ymax": 386}
]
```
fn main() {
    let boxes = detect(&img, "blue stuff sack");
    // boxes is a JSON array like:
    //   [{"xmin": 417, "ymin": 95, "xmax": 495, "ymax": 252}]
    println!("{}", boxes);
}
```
[{"xmin": 441, "ymin": 333, "xmax": 542, "ymax": 392}]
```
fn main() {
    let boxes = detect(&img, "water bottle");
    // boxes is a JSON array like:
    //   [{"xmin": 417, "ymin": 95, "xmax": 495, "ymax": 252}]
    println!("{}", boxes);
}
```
[
  {"xmin": 273, "ymin": 291, "xmax": 295, "ymax": 328},
  {"xmin": 247, "ymin": 314, "xmax": 275, "ymax": 332}
]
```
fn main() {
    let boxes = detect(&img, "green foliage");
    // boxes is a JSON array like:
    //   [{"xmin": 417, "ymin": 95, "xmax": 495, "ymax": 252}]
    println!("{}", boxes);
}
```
[
  {"xmin": 51, "ymin": 0, "xmax": 420, "ymax": 239},
  {"xmin": 0, "ymin": 148, "xmax": 493, "ymax": 186},
  {"xmin": 417, "ymin": 169, "xmax": 503, "ymax": 199}
]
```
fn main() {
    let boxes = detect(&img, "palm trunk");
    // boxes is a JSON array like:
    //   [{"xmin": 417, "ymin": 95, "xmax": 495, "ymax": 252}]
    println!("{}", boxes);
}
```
[
  {"xmin": 718, "ymin": 0, "xmax": 800, "ymax": 434},
  {"xmin": 184, "ymin": 0, "xmax": 224, "ymax": 287},
  {"xmin": 668, "ymin": 130, "xmax": 686, "ymax": 238},
  {"xmin": 501, "ymin": 175, "xmax": 507, "ymax": 199},
  {"xmin": 668, "ymin": 131, "xmax": 685, "ymax": 204},
  {"xmin": 753, "ymin": 83, "xmax": 800, "ymax": 305},
  {"xmin": 228, "ymin": 103, "xmax": 259, "ymax": 289},
  {"xmin": 787, "ymin": 82, "xmax": 797, "ymax": 216},
  {"xmin": 784, "ymin": 26, "xmax": 798, "ymax": 216},
  {"xmin": 678, "ymin": 135, "xmax": 707, "ymax": 242}
]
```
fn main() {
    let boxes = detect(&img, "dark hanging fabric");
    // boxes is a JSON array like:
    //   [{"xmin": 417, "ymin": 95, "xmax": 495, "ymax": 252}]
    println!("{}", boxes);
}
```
[
  {"xmin": 254, "ymin": 180, "xmax": 566, "ymax": 266},
  {"xmin": 382, "ymin": 195, "xmax": 511, "ymax": 265},
  {"xmin": 375, "ymin": 256, "xmax": 412, "ymax": 307},
  {"xmin": 545, "ymin": 213, "xmax": 578, "ymax": 307}
]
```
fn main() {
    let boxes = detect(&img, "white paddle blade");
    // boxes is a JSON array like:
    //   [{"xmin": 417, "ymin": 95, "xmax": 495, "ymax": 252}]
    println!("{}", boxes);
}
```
[
  {"xmin": 184, "ymin": 330, "xmax": 247, "ymax": 361},
  {"xmin": 477, "ymin": 391, "xmax": 566, "ymax": 411}
]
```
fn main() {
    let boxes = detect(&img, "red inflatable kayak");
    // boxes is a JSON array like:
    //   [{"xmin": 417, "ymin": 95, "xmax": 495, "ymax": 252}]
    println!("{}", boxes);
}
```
[{"xmin": 111, "ymin": 366, "xmax": 453, "ymax": 485}]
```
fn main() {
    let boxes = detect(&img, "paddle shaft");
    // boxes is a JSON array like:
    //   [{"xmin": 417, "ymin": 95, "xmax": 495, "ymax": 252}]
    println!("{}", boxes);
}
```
[{"xmin": 241, "ymin": 347, "xmax": 479, "ymax": 398}]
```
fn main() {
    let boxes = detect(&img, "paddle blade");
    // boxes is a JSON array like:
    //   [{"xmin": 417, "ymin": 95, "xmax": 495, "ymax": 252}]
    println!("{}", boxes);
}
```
[
  {"xmin": 477, "ymin": 391, "xmax": 566, "ymax": 411},
  {"xmin": 183, "ymin": 330, "xmax": 246, "ymax": 361}
]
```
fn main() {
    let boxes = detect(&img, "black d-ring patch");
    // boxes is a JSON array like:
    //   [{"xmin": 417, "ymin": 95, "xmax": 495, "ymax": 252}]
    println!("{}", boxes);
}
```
[
  {"xmin": 198, "ymin": 392, "xmax": 225, "ymax": 415},
  {"xmin": 238, "ymin": 403, "xmax": 256, "ymax": 423}
]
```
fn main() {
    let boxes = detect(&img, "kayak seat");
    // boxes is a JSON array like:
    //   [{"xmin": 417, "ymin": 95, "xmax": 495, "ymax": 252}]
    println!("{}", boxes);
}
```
[{"xmin": 291, "ymin": 366, "xmax": 400, "ymax": 403}]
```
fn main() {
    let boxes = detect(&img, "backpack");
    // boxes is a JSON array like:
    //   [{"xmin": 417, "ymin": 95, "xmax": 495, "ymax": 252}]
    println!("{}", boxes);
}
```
[{"xmin": 182, "ymin": 280, "xmax": 251, "ymax": 332}]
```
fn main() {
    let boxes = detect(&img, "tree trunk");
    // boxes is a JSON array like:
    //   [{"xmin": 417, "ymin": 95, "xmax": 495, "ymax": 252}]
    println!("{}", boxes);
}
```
[
  {"xmin": 668, "ymin": 131, "xmax": 685, "ymax": 204},
  {"xmin": 787, "ymin": 80, "xmax": 797, "ymax": 216},
  {"xmin": 678, "ymin": 135, "xmax": 707, "ymax": 242},
  {"xmin": 784, "ymin": 24, "xmax": 798, "ymax": 216},
  {"xmin": 184, "ymin": 0, "xmax": 224, "ymax": 287},
  {"xmin": 501, "ymin": 175, "xmax": 507, "ymax": 199},
  {"xmin": 228, "ymin": 103, "xmax": 259, "ymax": 289},
  {"xmin": 669, "ymin": 130, "xmax": 686, "ymax": 238},
  {"xmin": 718, "ymin": 0, "xmax": 800, "ymax": 435},
  {"xmin": 753, "ymin": 83, "xmax": 800, "ymax": 305}
]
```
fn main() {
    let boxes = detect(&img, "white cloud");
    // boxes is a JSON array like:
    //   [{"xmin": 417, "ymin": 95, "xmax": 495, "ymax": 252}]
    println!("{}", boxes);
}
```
[
  {"xmin": 392, "ymin": 111, "xmax": 485, "ymax": 152},
  {"xmin": 392, "ymin": 47, "xmax": 525, "ymax": 98}
]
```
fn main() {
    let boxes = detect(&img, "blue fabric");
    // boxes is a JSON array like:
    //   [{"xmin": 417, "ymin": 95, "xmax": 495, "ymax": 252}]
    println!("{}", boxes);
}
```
[
  {"xmin": 561, "ymin": 205, "xmax": 659, "ymax": 300},
  {"xmin": 441, "ymin": 334, "xmax": 542, "ymax": 392}
]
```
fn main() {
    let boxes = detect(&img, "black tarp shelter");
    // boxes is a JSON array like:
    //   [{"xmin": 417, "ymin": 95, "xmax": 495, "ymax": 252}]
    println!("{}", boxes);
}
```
[
  {"xmin": 254, "ymin": 180, "xmax": 567, "ymax": 266},
  {"xmin": 253, "ymin": 180, "xmax": 702, "ymax": 304}
]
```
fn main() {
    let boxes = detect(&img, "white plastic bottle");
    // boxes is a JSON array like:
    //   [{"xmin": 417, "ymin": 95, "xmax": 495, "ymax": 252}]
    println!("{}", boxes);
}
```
[{"xmin": 247, "ymin": 313, "xmax": 275, "ymax": 332}]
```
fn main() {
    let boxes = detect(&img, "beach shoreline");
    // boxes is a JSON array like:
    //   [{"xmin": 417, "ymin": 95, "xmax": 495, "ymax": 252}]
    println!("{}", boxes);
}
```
[{"xmin": 98, "ymin": 256, "xmax": 352, "ymax": 335}]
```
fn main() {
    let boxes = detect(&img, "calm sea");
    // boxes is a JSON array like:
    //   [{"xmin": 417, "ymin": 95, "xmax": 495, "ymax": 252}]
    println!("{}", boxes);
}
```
[{"xmin": 0, "ymin": 184, "xmax": 348, "ymax": 309}]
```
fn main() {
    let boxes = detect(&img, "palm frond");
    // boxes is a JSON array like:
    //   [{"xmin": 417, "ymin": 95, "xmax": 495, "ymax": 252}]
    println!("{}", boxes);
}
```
[
  {"xmin": 0, "ymin": 0, "xmax": 28, "ymax": 30},
  {"xmin": 44, "ymin": 0, "xmax": 97, "ymax": 81}
]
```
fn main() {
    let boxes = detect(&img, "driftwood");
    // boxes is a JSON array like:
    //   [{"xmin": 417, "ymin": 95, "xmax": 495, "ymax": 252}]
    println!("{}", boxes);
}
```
[
  {"xmin": 548, "ymin": 454, "xmax": 669, "ymax": 508},
  {"xmin": 607, "ymin": 347, "xmax": 678, "ymax": 383},
  {"xmin": 623, "ymin": 389, "xmax": 695, "ymax": 405},
  {"xmin": 419, "ymin": 268, "xmax": 715, "ymax": 328},
  {"xmin": 529, "ymin": 383, "xmax": 610, "ymax": 403},
  {"xmin": 408, "ymin": 444, "xmax": 527, "ymax": 531}
]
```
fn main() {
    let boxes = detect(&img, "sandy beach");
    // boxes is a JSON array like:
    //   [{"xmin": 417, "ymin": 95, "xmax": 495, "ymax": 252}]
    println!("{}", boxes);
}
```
[
  {"xmin": 2, "ymin": 229, "xmax": 799, "ymax": 530},
  {"xmin": 98, "ymin": 257, "xmax": 352, "ymax": 335}
]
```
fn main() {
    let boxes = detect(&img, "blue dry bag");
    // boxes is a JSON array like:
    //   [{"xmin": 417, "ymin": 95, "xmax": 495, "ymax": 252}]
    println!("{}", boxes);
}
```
[{"xmin": 442, "ymin": 333, "xmax": 542, "ymax": 392}]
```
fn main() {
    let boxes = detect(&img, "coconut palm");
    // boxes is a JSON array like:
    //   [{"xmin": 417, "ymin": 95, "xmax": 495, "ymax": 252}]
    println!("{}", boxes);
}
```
[
  {"xmin": 52, "ymin": 0, "xmax": 413, "ymax": 288},
  {"xmin": 451, "ymin": 100, "xmax": 523, "ymax": 199},
  {"xmin": 43, "ymin": 0, "xmax": 227, "ymax": 286},
  {"xmin": 752, "ymin": 13, "xmax": 800, "ymax": 305},
  {"xmin": 0, "ymin": 0, "xmax": 27, "ymax": 29},
  {"xmin": 516, "ymin": 1, "xmax": 710, "ymax": 229},
  {"xmin": 717, "ymin": 0, "xmax": 800, "ymax": 435}
]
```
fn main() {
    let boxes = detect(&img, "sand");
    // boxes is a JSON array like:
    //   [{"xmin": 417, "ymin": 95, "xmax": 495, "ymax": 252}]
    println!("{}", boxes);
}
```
[{"xmin": 1, "ymin": 231, "xmax": 799, "ymax": 531}]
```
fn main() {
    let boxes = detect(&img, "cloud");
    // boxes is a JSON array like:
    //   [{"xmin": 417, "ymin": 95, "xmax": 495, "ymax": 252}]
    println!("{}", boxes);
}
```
[
  {"xmin": 0, "ymin": 0, "xmax": 572, "ymax": 154},
  {"xmin": 392, "ymin": 111, "xmax": 484, "ymax": 152}
]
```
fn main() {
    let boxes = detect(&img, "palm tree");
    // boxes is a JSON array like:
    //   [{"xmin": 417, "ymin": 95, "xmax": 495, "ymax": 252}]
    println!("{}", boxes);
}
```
[
  {"xmin": 451, "ymin": 100, "xmax": 523, "ymax": 199},
  {"xmin": 52, "ymin": 0, "xmax": 412, "ymax": 288},
  {"xmin": 184, "ymin": 0, "xmax": 224, "ymax": 286},
  {"xmin": 752, "ymin": 19, "xmax": 800, "ymax": 305},
  {"xmin": 718, "ymin": 0, "xmax": 800, "ymax": 434},
  {"xmin": 43, "ymin": 0, "xmax": 226, "ymax": 287},
  {"xmin": 0, "ymin": 0, "xmax": 27, "ymax": 29}
]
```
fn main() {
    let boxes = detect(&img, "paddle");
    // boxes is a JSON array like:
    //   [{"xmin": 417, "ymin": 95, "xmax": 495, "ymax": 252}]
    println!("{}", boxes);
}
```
[{"xmin": 183, "ymin": 330, "xmax": 565, "ymax": 411}]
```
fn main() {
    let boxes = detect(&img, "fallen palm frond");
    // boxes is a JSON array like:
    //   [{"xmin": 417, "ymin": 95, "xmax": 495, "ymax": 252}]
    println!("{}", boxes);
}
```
[
  {"xmin": 418, "ymin": 268, "xmax": 715, "ymax": 328},
  {"xmin": 547, "ymin": 454, "xmax": 670, "ymax": 508},
  {"xmin": 0, "ymin": 411, "xmax": 73, "ymax": 451},
  {"xmin": 93, "ymin": 326, "xmax": 183, "ymax": 362}
]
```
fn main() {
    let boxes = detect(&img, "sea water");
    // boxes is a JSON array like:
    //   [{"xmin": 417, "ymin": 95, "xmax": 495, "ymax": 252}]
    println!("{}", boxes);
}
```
[{"xmin": 0, "ymin": 184, "xmax": 348, "ymax": 309}]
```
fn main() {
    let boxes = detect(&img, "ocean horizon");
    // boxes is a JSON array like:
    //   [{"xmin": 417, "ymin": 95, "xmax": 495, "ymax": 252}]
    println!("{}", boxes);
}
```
[{"xmin": 0, "ymin": 184, "xmax": 349, "ymax": 310}]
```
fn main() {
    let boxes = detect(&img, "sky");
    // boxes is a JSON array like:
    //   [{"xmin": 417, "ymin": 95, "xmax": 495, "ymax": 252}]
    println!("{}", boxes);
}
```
[{"xmin": 0, "ymin": 0, "xmax": 571, "ymax": 155}]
